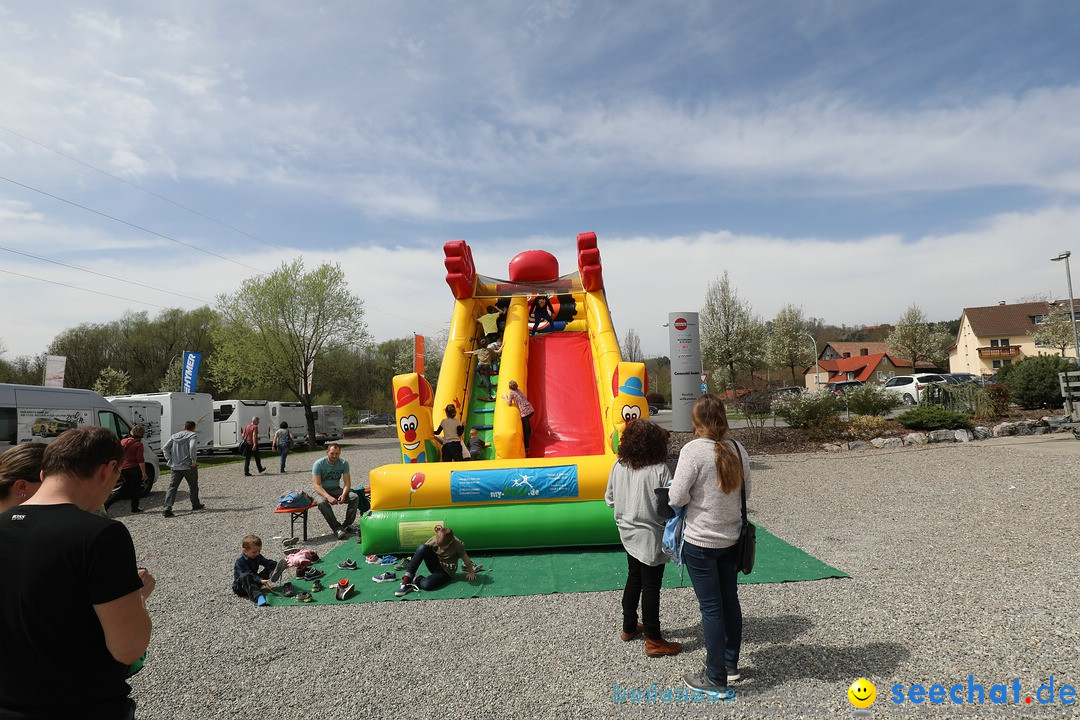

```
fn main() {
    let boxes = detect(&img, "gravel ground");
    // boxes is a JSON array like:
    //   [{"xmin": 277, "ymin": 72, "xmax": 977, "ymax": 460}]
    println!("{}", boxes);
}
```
[{"xmin": 124, "ymin": 435, "xmax": 1078, "ymax": 719}]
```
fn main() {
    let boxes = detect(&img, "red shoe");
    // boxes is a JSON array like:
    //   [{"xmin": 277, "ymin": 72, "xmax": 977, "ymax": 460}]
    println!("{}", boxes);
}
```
[
  {"xmin": 645, "ymin": 637, "xmax": 683, "ymax": 657},
  {"xmin": 620, "ymin": 623, "xmax": 644, "ymax": 642}
]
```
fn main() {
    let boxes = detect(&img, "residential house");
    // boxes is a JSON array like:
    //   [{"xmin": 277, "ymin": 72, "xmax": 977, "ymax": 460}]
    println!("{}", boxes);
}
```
[
  {"xmin": 949, "ymin": 301, "xmax": 1074, "ymax": 376},
  {"xmin": 804, "ymin": 342, "xmax": 937, "ymax": 390}
]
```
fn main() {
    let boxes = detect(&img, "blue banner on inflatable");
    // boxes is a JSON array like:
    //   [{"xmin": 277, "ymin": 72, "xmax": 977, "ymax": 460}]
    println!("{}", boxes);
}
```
[
  {"xmin": 450, "ymin": 465, "xmax": 579, "ymax": 503},
  {"xmin": 181, "ymin": 351, "xmax": 202, "ymax": 393}
]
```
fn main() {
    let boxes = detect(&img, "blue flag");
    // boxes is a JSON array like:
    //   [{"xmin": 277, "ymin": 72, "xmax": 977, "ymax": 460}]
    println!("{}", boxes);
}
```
[{"xmin": 181, "ymin": 351, "xmax": 202, "ymax": 393}]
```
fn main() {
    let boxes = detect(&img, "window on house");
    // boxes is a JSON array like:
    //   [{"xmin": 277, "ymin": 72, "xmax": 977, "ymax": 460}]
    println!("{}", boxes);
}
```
[
  {"xmin": 843, "ymin": 352, "xmax": 851, "ymax": 358},
  {"xmin": 990, "ymin": 338, "xmax": 1011, "ymax": 347},
  {"xmin": 877, "ymin": 371, "xmax": 887, "ymax": 382},
  {"xmin": 1033, "ymin": 315, "xmax": 1045, "ymax": 324},
  {"xmin": 992, "ymin": 359, "xmax": 1013, "ymax": 369}
]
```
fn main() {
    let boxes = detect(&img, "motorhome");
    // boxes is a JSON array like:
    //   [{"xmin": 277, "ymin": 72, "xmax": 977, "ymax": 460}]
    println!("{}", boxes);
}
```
[
  {"xmin": 107, "ymin": 399, "xmax": 164, "ymax": 453},
  {"xmin": 213, "ymin": 399, "xmax": 272, "ymax": 451},
  {"xmin": 108, "ymin": 392, "xmax": 214, "ymax": 455},
  {"xmin": 267, "ymin": 401, "xmax": 309, "ymax": 444},
  {"xmin": 311, "ymin": 405, "xmax": 344, "ymax": 444},
  {"xmin": 0, "ymin": 383, "xmax": 159, "ymax": 496}
]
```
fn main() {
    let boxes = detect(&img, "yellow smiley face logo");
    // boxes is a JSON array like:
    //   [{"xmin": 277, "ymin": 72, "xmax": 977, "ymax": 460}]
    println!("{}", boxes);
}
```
[{"xmin": 847, "ymin": 678, "xmax": 876, "ymax": 708}]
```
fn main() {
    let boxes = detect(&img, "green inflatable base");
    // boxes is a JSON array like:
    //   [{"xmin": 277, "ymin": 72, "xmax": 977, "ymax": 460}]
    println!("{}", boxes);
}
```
[{"xmin": 359, "ymin": 501, "xmax": 619, "ymax": 554}]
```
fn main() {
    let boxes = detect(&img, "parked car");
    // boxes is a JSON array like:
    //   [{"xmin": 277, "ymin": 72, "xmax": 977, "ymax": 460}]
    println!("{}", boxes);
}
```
[
  {"xmin": 882, "ymin": 373, "xmax": 948, "ymax": 404},
  {"xmin": 361, "ymin": 413, "xmax": 395, "ymax": 426},
  {"xmin": 942, "ymin": 373, "xmax": 979, "ymax": 385},
  {"xmin": 825, "ymin": 380, "xmax": 864, "ymax": 395}
]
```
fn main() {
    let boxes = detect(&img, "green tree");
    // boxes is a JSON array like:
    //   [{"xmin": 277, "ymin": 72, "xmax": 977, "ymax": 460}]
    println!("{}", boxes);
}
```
[
  {"xmin": 1003, "ymin": 354, "xmax": 1073, "ymax": 409},
  {"xmin": 766, "ymin": 304, "xmax": 815, "ymax": 385},
  {"xmin": 700, "ymin": 272, "xmax": 765, "ymax": 390},
  {"xmin": 886, "ymin": 305, "xmax": 953, "ymax": 369},
  {"xmin": 46, "ymin": 323, "xmax": 113, "ymax": 389},
  {"xmin": 210, "ymin": 259, "xmax": 369, "ymax": 448},
  {"xmin": 92, "ymin": 367, "xmax": 131, "ymax": 396},
  {"xmin": 1032, "ymin": 305, "xmax": 1076, "ymax": 357}
]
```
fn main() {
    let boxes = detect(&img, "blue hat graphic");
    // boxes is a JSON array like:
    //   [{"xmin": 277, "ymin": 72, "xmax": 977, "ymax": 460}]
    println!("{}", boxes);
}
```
[{"xmin": 618, "ymin": 377, "xmax": 645, "ymax": 397}]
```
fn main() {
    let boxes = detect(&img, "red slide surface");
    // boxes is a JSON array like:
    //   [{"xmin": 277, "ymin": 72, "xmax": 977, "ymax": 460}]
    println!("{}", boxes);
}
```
[{"xmin": 525, "ymin": 332, "xmax": 606, "ymax": 458}]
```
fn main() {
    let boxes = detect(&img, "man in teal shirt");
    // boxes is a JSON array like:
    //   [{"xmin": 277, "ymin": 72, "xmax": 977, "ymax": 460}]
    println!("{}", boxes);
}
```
[{"xmin": 311, "ymin": 444, "xmax": 365, "ymax": 539}]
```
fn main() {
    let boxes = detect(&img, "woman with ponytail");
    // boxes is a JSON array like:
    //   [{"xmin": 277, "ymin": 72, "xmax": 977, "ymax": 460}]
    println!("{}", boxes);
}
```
[{"xmin": 668, "ymin": 394, "xmax": 751, "ymax": 700}]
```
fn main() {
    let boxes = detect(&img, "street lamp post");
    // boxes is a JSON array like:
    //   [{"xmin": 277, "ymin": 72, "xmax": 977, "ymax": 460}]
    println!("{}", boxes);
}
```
[
  {"xmin": 1051, "ymin": 251, "xmax": 1080, "ymax": 365},
  {"xmin": 804, "ymin": 332, "xmax": 821, "ymax": 388}
]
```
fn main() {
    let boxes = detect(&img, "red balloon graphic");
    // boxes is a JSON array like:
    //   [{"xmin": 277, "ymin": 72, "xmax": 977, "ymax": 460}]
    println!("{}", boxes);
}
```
[{"xmin": 410, "ymin": 472, "xmax": 425, "ymax": 491}]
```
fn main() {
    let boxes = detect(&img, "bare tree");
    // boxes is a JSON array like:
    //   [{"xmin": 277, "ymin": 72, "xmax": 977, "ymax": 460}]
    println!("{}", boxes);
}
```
[{"xmin": 621, "ymin": 327, "xmax": 644, "ymax": 362}]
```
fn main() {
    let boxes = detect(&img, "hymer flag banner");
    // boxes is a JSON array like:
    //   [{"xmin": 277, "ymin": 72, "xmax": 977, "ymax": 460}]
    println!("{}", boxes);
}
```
[{"xmin": 181, "ymin": 351, "xmax": 202, "ymax": 393}]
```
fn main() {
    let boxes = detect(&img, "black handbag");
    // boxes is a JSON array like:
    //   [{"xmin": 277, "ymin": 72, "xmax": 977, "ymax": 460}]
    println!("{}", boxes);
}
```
[{"xmin": 732, "ymin": 442, "xmax": 756, "ymax": 575}]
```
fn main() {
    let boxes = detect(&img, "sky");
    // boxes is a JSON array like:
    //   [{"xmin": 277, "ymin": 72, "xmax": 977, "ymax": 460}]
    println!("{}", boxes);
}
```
[{"xmin": 2, "ymin": 1, "xmax": 1080, "ymax": 363}]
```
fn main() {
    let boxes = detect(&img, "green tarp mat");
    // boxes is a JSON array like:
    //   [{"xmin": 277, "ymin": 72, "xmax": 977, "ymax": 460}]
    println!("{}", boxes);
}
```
[{"xmin": 263, "ymin": 526, "xmax": 847, "ymax": 606}]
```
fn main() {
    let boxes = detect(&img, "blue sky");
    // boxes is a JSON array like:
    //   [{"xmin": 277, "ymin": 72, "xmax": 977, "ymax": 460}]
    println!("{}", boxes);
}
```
[{"xmin": 2, "ymin": 1, "xmax": 1080, "ymax": 362}]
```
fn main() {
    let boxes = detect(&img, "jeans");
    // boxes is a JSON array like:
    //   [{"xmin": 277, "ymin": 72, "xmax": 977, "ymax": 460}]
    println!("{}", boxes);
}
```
[
  {"xmin": 163, "ymin": 468, "xmax": 200, "ymax": 512},
  {"xmin": 316, "ymin": 489, "xmax": 363, "ymax": 532},
  {"xmin": 402, "ymin": 543, "xmax": 452, "ymax": 591},
  {"xmin": 682, "ymin": 541, "xmax": 742, "ymax": 686},
  {"xmin": 622, "ymin": 553, "xmax": 666, "ymax": 639},
  {"xmin": 277, "ymin": 446, "xmax": 289, "ymax": 472},
  {"xmin": 243, "ymin": 444, "xmax": 265, "ymax": 474},
  {"xmin": 105, "ymin": 467, "xmax": 143, "ymax": 511}
]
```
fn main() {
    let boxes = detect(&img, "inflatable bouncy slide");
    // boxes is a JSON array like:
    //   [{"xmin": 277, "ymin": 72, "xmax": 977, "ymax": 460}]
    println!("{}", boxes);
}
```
[{"xmin": 360, "ymin": 233, "xmax": 651, "ymax": 553}]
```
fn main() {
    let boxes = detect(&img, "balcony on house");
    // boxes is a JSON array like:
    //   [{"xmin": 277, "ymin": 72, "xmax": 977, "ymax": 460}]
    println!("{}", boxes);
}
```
[{"xmin": 978, "ymin": 345, "xmax": 1021, "ymax": 358}]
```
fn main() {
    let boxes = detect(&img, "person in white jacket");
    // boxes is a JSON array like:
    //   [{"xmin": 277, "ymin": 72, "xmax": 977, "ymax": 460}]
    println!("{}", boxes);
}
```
[
  {"xmin": 161, "ymin": 420, "xmax": 204, "ymax": 518},
  {"xmin": 668, "ymin": 394, "xmax": 750, "ymax": 700}
]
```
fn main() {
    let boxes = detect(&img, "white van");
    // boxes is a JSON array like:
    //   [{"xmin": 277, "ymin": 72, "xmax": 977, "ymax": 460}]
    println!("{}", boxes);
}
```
[
  {"xmin": 0, "ymin": 383, "xmax": 158, "ymax": 496},
  {"xmin": 267, "ymin": 401, "xmax": 309, "ymax": 444},
  {"xmin": 108, "ymin": 392, "xmax": 214, "ymax": 455},
  {"xmin": 213, "ymin": 399, "xmax": 271, "ymax": 451},
  {"xmin": 107, "ymin": 399, "xmax": 164, "ymax": 453},
  {"xmin": 312, "ymin": 405, "xmax": 344, "ymax": 444}
]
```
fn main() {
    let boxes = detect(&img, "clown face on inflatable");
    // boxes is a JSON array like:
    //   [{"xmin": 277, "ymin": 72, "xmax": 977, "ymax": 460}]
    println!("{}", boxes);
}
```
[
  {"xmin": 610, "ymin": 362, "xmax": 650, "ymax": 453},
  {"xmin": 392, "ymin": 373, "xmax": 437, "ymax": 464}
]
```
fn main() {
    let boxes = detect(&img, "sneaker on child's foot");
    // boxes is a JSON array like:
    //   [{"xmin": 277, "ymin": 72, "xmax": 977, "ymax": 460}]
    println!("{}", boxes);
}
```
[
  {"xmin": 394, "ymin": 582, "xmax": 419, "ymax": 598},
  {"xmin": 726, "ymin": 667, "xmax": 741, "ymax": 682},
  {"xmin": 338, "ymin": 559, "xmax": 358, "ymax": 570},
  {"xmin": 256, "ymin": 594, "xmax": 268, "ymax": 606},
  {"xmin": 336, "ymin": 528, "xmax": 348, "ymax": 540},
  {"xmin": 372, "ymin": 572, "xmax": 397, "ymax": 583}
]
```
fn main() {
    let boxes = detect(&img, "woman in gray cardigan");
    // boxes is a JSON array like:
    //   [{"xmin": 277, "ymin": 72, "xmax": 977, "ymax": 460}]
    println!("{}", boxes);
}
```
[
  {"xmin": 668, "ymin": 394, "xmax": 750, "ymax": 701},
  {"xmin": 604, "ymin": 420, "xmax": 682, "ymax": 657}
]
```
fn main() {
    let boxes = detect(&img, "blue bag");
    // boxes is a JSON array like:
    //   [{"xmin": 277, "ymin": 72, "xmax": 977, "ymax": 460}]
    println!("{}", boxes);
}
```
[{"xmin": 661, "ymin": 505, "xmax": 686, "ymax": 566}]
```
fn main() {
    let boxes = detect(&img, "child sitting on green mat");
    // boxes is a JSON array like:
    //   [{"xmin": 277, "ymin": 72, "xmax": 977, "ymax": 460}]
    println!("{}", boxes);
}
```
[
  {"xmin": 394, "ymin": 525, "xmax": 479, "ymax": 597},
  {"xmin": 233, "ymin": 534, "xmax": 287, "ymax": 606}
]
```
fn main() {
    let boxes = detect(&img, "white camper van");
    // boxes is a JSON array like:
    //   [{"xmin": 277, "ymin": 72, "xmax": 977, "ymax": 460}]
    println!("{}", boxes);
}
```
[
  {"xmin": 267, "ymin": 401, "xmax": 309, "ymax": 444},
  {"xmin": 107, "ymin": 399, "xmax": 164, "ymax": 453},
  {"xmin": 108, "ymin": 392, "xmax": 214, "ymax": 455},
  {"xmin": 312, "ymin": 405, "xmax": 344, "ymax": 444},
  {"xmin": 0, "ymin": 383, "xmax": 158, "ymax": 496},
  {"xmin": 213, "ymin": 399, "xmax": 272, "ymax": 451}
]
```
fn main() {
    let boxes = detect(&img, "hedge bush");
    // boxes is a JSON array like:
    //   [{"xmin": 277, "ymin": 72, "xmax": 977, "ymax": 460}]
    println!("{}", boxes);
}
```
[
  {"xmin": 772, "ymin": 392, "xmax": 840, "ymax": 428},
  {"xmin": 843, "ymin": 384, "xmax": 900, "ymax": 417},
  {"xmin": 896, "ymin": 406, "xmax": 973, "ymax": 430},
  {"xmin": 847, "ymin": 414, "xmax": 890, "ymax": 440}
]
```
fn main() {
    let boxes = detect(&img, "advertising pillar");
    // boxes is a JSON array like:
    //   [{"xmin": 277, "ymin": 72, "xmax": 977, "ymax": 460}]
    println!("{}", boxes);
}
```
[{"xmin": 668, "ymin": 312, "xmax": 702, "ymax": 432}]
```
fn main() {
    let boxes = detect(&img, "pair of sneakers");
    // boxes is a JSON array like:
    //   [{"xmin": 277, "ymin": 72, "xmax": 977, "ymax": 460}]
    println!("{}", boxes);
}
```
[
  {"xmin": 301, "ymin": 567, "xmax": 324, "ymax": 581},
  {"xmin": 338, "ymin": 558, "xmax": 358, "ymax": 570}
]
